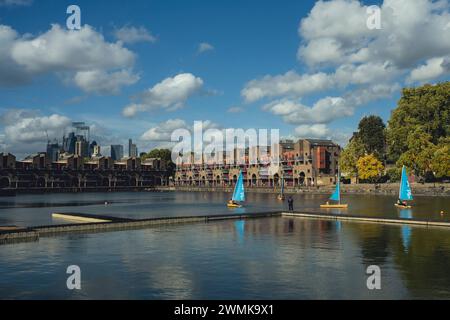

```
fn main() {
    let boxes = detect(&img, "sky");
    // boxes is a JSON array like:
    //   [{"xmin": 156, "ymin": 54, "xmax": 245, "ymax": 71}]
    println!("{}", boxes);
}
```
[{"xmin": 0, "ymin": 0, "xmax": 449, "ymax": 159}]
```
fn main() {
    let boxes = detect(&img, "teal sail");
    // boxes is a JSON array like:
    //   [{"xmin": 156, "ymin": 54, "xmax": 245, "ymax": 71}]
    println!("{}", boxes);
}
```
[
  {"xmin": 329, "ymin": 180, "xmax": 340, "ymax": 202},
  {"xmin": 232, "ymin": 171, "xmax": 245, "ymax": 202},
  {"xmin": 399, "ymin": 166, "xmax": 413, "ymax": 201}
]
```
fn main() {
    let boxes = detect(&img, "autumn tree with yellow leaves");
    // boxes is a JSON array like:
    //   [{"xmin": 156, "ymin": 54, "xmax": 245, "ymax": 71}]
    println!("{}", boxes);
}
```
[{"xmin": 356, "ymin": 154, "xmax": 385, "ymax": 183}]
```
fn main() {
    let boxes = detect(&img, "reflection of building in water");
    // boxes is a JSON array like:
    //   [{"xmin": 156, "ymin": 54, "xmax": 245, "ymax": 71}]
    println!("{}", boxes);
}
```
[{"xmin": 175, "ymin": 139, "xmax": 341, "ymax": 188}]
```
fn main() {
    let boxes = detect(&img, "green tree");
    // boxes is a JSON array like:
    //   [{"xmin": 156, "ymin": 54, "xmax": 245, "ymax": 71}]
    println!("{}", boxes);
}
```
[
  {"xmin": 385, "ymin": 167, "xmax": 401, "ymax": 182},
  {"xmin": 340, "ymin": 137, "xmax": 366, "ymax": 178},
  {"xmin": 142, "ymin": 148, "xmax": 176, "ymax": 177},
  {"xmin": 386, "ymin": 82, "xmax": 450, "ymax": 162},
  {"xmin": 357, "ymin": 115, "xmax": 386, "ymax": 159},
  {"xmin": 396, "ymin": 127, "xmax": 436, "ymax": 178},
  {"xmin": 431, "ymin": 137, "xmax": 450, "ymax": 178},
  {"xmin": 357, "ymin": 154, "xmax": 384, "ymax": 182}
]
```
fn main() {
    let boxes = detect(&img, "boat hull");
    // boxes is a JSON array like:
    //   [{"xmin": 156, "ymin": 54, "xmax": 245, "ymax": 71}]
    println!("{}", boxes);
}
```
[
  {"xmin": 394, "ymin": 203, "xmax": 412, "ymax": 209},
  {"xmin": 277, "ymin": 195, "xmax": 285, "ymax": 201},
  {"xmin": 227, "ymin": 203, "xmax": 242, "ymax": 208},
  {"xmin": 320, "ymin": 204, "xmax": 348, "ymax": 209}
]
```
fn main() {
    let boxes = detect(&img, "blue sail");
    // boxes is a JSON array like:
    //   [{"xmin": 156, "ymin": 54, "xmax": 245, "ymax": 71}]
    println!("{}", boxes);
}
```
[
  {"xmin": 329, "ymin": 180, "xmax": 340, "ymax": 202},
  {"xmin": 399, "ymin": 166, "xmax": 413, "ymax": 201},
  {"xmin": 232, "ymin": 171, "xmax": 245, "ymax": 202}
]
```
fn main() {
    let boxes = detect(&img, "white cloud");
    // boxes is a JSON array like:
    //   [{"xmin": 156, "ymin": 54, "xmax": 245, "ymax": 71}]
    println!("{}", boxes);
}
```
[
  {"xmin": 408, "ymin": 56, "xmax": 450, "ymax": 82},
  {"xmin": 263, "ymin": 83, "xmax": 399, "ymax": 125},
  {"xmin": 298, "ymin": 0, "xmax": 450, "ymax": 69},
  {"xmin": 198, "ymin": 42, "xmax": 214, "ymax": 54},
  {"xmin": 141, "ymin": 119, "xmax": 187, "ymax": 141},
  {"xmin": 242, "ymin": 62, "xmax": 398, "ymax": 103},
  {"xmin": 0, "ymin": 24, "xmax": 138, "ymax": 94},
  {"xmin": 227, "ymin": 107, "xmax": 244, "ymax": 113},
  {"xmin": 1, "ymin": 109, "xmax": 71, "ymax": 144},
  {"xmin": 140, "ymin": 119, "xmax": 220, "ymax": 142},
  {"xmin": 264, "ymin": 97, "xmax": 352, "ymax": 125},
  {"xmin": 242, "ymin": 71, "xmax": 335, "ymax": 103},
  {"xmin": 123, "ymin": 73, "xmax": 204, "ymax": 117},
  {"xmin": 73, "ymin": 69, "xmax": 139, "ymax": 95},
  {"xmin": 114, "ymin": 26, "xmax": 156, "ymax": 44},
  {"xmin": 295, "ymin": 124, "xmax": 330, "ymax": 139},
  {"xmin": 243, "ymin": 0, "xmax": 448, "ymax": 134}
]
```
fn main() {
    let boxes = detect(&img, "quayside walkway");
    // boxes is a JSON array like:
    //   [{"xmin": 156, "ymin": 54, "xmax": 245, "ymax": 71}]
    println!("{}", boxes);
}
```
[{"xmin": 1, "ymin": 211, "xmax": 450, "ymax": 245}]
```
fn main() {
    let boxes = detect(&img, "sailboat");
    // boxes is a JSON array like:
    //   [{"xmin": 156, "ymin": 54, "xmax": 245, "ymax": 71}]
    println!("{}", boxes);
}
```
[
  {"xmin": 277, "ymin": 175, "xmax": 285, "ymax": 200},
  {"xmin": 395, "ymin": 165, "xmax": 413, "ymax": 208},
  {"xmin": 227, "ymin": 171, "xmax": 245, "ymax": 208},
  {"xmin": 320, "ymin": 170, "xmax": 348, "ymax": 208}
]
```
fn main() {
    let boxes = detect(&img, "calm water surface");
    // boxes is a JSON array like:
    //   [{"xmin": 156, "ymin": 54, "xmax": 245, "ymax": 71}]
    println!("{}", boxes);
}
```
[
  {"xmin": 0, "ymin": 192, "xmax": 449, "ymax": 299},
  {"xmin": 0, "ymin": 191, "xmax": 449, "ymax": 227}
]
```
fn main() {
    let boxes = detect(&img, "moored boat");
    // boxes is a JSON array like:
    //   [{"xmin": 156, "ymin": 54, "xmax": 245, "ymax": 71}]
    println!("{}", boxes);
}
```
[
  {"xmin": 320, "ymin": 169, "xmax": 348, "ymax": 209},
  {"xmin": 395, "ymin": 165, "xmax": 413, "ymax": 208},
  {"xmin": 227, "ymin": 171, "xmax": 245, "ymax": 208}
]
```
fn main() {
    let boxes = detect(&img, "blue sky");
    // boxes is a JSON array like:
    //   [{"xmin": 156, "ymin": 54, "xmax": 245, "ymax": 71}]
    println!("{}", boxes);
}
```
[{"xmin": 0, "ymin": 0, "xmax": 449, "ymax": 158}]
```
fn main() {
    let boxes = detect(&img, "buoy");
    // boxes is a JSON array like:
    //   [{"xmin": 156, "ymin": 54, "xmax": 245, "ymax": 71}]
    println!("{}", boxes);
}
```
[
  {"xmin": 440, "ymin": 210, "xmax": 444, "ymax": 215},
  {"xmin": 105, "ymin": 201, "xmax": 108, "ymax": 206}
]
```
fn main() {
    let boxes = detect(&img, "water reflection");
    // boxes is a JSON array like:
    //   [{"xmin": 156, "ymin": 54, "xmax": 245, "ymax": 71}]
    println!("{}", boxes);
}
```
[
  {"xmin": 234, "ymin": 220, "xmax": 245, "ymax": 244},
  {"xmin": 399, "ymin": 209, "xmax": 413, "ymax": 253},
  {"xmin": 1, "ymin": 192, "xmax": 449, "ymax": 227},
  {"xmin": 1, "ymin": 217, "xmax": 450, "ymax": 299}
]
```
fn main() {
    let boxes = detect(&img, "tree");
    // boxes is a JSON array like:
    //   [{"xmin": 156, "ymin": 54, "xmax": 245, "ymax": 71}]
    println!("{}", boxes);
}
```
[
  {"xmin": 386, "ymin": 82, "xmax": 450, "ymax": 162},
  {"xmin": 357, "ymin": 115, "xmax": 386, "ymax": 159},
  {"xmin": 385, "ymin": 167, "xmax": 401, "ymax": 182},
  {"xmin": 431, "ymin": 137, "xmax": 450, "ymax": 179},
  {"xmin": 357, "ymin": 154, "xmax": 384, "ymax": 182},
  {"xmin": 340, "ymin": 137, "xmax": 366, "ymax": 178},
  {"xmin": 142, "ymin": 148, "xmax": 176, "ymax": 177},
  {"xmin": 396, "ymin": 127, "xmax": 436, "ymax": 178}
]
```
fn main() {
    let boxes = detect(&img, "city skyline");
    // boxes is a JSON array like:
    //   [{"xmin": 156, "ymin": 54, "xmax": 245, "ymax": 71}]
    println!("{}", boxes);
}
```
[{"xmin": 1, "ymin": 0, "xmax": 450, "ymax": 160}]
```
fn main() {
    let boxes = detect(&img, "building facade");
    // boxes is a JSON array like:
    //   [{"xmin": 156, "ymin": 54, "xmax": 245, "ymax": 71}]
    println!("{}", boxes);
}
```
[{"xmin": 174, "ymin": 139, "xmax": 341, "ymax": 187}]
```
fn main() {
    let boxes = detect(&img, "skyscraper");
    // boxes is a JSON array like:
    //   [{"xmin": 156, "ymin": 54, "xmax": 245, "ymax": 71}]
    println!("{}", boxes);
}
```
[
  {"xmin": 128, "ymin": 139, "xmax": 138, "ymax": 157},
  {"xmin": 62, "ymin": 132, "xmax": 76, "ymax": 154},
  {"xmin": 111, "ymin": 145, "xmax": 124, "ymax": 161},
  {"xmin": 75, "ymin": 139, "xmax": 89, "ymax": 158},
  {"xmin": 46, "ymin": 141, "xmax": 60, "ymax": 162}
]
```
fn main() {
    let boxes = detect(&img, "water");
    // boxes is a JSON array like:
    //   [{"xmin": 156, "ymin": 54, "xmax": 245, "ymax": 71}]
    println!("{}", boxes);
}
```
[
  {"xmin": 0, "ymin": 192, "xmax": 449, "ymax": 299},
  {"xmin": 0, "ymin": 191, "xmax": 448, "ymax": 227}
]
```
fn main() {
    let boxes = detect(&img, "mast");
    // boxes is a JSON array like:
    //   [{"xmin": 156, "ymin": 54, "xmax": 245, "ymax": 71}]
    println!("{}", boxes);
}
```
[{"xmin": 337, "ymin": 166, "xmax": 341, "ymax": 205}]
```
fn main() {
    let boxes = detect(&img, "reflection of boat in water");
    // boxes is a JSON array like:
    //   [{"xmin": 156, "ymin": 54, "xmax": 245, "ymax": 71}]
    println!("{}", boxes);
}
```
[
  {"xmin": 235, "ymin": 220, "xmax": 245, "ymax": 243},
  {"xmin": 395, "ymin": 166, "xmax": 413, "ymax": 208},
  {"xmin": 277, "ymin": 175, "xmax": 285, "ymax": 201},
  {"xmin": 320, "ymin": 169, "xmax": 348, "ymax": 209},
  {"xmin": 400, "ymin": 209, "xmax": 412, "ymax": 252},
  {"xmin": 227, "ymin": 171, "xmax": 245, "ymax": 208}
]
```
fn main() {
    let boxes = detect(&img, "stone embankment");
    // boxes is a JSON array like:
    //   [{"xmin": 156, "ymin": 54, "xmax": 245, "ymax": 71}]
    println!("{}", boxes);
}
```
[{"xmin": 160, "ymin": 183, "xmax": 450, "ymax": 196}]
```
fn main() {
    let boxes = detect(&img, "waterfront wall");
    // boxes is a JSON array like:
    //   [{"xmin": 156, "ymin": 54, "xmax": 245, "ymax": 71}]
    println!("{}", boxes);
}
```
[
  {"xmin": 0, "ymin": 167, "xmax": 168, "ymax": 196},
  {"xmin": 163, "ymin": 183, "xmax": 450, "ymax": 196}
]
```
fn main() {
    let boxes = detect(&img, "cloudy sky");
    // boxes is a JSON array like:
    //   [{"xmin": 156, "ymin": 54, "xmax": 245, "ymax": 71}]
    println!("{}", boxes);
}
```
[{"xmin": 0, "ymin": 0, "xmax": 449, "ymax": 159}]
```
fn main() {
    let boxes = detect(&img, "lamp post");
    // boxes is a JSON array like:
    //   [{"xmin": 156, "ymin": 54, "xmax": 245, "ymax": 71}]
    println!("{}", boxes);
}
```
[{"xmin": 433, "ymin": 171, "xmax": 436, "ymax": 188}]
